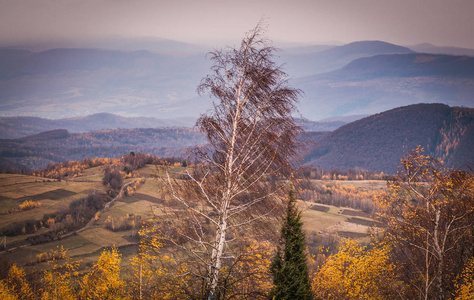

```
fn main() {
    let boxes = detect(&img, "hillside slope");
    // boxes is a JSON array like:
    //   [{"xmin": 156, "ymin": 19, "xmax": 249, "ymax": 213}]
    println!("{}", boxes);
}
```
[
  {"xmin": 304, "ymin": 104, "xmax": 474, "ymax": 173},
  {"xmin": 0, "ymin": 127, "xmax": 206, "ymax": 170}
]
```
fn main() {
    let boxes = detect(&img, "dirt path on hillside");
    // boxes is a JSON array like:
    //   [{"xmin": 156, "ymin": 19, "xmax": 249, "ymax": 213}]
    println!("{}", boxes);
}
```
[
  {"xmin": 61, "ymin": 179, "xmax": 138, "ymax": 237},
  {"xmin": 0, "ymin": 179, "xmax": 138, "ymax": 254}
]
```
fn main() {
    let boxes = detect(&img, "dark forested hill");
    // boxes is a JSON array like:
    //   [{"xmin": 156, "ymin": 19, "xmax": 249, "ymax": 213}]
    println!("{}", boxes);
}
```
[
  {"xmin": 331, "ymin": 53, "xmax": 474, "ymax": 79},
  {"xmin": 304, "ymin": 104, "xmax": 474, "ymax": 173},
  {"xmin": 0, "ymin": 127, "xmax": 206, "ymax": 170},
  {"xmin": 1, "ymin": 104, "xmax": 473, "ymax": 173}
]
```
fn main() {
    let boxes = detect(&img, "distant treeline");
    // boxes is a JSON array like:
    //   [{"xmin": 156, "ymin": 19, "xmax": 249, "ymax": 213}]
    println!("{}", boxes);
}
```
[
  {"xmin": 1, "ymin": 154, "xmax": 393, "ymax": 181},
  {"xmin": 0, "ymin": 152, "xmax": 186, "ymax": 179},
  {"xmin": 296, "ymin": 165, "xmax": 394, "ymax": 181}
]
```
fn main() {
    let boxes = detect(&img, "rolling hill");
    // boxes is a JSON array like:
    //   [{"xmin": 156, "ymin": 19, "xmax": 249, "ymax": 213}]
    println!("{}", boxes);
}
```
[
  {"xmin": 280, "ymin": 40, "xmax": 414, "ymax": 77},
  {"xmin": 0, "ymin": 127, "xmax": 207, "ymax": 170},
  {"xmin": 1, "ymin": 40, "xmax": 473, "ymax": 121},
  {"xmin": 297, "ymin": 53, "xmax": 474, "ymax": 119},
  {"xmin": 304, "ymin": 103, "xmax": 474, "ymax": 173},
  {"xmin": 0, "ymin": 114, "xmax": 347, "ymax": 139},
  {"xmin": 1, "ymin": 104, "xmax": 472, "ymax": 174},
  {"xmin": 408, "ymin": 43, "xmax": 474, "ymax": 56}
]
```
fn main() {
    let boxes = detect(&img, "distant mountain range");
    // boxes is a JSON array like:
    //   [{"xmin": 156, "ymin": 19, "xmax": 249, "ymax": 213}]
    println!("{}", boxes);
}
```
[
  {"xmin": 0, "ymin": 113, "xmax": 196, "ymax": 139},
  {"xmin": 305, "ymin": 103, "xmax": 474, "ymax": 173},
  {"xmin": 1, "ymin": 104, "xmax": 472, "ymax": 173},
  {"xmin": 0, "ymin": 39, "xmax": 472, "ymax": 121},
  {"xmin": 280, "ymin": 40, "xmax": 414, "ymax": 77},
  {"xmin": 296, "ymin": 52, "xmax": 474, "ymax": 118},
  {"xmin": 408, "ymin": 43, "xmax": 474, "ymax": 56},
  {"xmin": 0, "ymin": 113, "xmax": 348, "ymax": 139}
]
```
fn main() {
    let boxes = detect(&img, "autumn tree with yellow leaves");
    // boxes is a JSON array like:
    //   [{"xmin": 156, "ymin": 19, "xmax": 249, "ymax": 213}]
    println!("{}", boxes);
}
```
[
  {"xmin": 454, "ymin": 257, "xmax": 474, "ymax": 300},
  {"xmin": 40, "ymin": 246, "xmax": 78, "ymax": 300},
  {"xmin": 79, "ymin": 247, "xmax": 126, "ymax": 299},
  {"xmin": 312, "ymin": 240, "xmax": 403, "ymax": 299},
  {"xmin": 2, "ymin": 263, "xmax": 34, "ymax": 300},
  {"xmin": 377, "ymin": 147, "xmax": 474, "ymax": 300}
]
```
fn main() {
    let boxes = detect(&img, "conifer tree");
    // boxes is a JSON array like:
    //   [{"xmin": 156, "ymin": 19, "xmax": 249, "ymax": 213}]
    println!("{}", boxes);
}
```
[{"xmin": 269, "ymin": 189, "xmax": 313, "ymax": 300}]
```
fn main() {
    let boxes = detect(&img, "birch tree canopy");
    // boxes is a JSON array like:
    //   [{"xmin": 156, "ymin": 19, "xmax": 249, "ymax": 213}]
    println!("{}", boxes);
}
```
[{"xmin": 153, "ymin": 23, "xmax": 303, "ymax": 299}]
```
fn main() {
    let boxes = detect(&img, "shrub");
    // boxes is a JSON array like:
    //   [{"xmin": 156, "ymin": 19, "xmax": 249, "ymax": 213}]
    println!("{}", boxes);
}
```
[
  {"xmin": 34, "ymin": 246, "xmax": 67, "ymax": 264},
  {"xmin": 18, "ymin": 200, "xmax": 41, "ymax": 211},
  {"xmin": 2, "ymin": 219, "xmax": 41, "ymax": 236},
  {"xmin": 104, "ymin": 214, "xmax": 141, "ymax": 232}
]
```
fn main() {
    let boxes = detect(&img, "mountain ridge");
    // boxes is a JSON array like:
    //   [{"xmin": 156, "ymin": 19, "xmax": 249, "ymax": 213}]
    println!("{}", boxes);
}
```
[
  {"xmin": 0, "ymin": 114, "xmax": 348, "ymax": 139},
  {"xmin": 0, "ymin": 113, "xmax": 197, "ymax": 139},
  {"xmin": 0, "ymin": 40, "xmax": 473, "ymax": 121},
  {"xmin": 1, "ymin": 104, "xmax": 472, "ymax": 173},
  {"xmin": 304, "ymin": 103, "xmax": 474, "ymax": 173},
  {"xmin": 408, "ymin": 43, "xmax": 474, "ymax": 56},
  {"xmin": 279, "ymin": 40, "xmax": 414, "ymax": 78},
  {"xmin": 296, "ymin": 53, "xmax": 474, "ymax": 120}
]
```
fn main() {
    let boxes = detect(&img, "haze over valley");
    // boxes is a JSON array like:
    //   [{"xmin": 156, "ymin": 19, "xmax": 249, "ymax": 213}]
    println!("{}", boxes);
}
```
[
  {"xmin": 1, "ymin": 36, "xmax": 473, "ymax": 174},
  {"xmin": 1, "ymin": 39, "xmax": 473, "ymax": 121}
]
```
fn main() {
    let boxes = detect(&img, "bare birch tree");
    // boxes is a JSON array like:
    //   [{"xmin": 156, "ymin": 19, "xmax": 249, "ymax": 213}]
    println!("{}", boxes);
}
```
[{"xmin": 148, "ymin": 23, "xmax": 303, "ymax": 299}]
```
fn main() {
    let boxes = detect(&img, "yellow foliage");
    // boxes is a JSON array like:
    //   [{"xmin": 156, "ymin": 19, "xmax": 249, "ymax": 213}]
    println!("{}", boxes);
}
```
[
  {"xmin": 226, "ymin": 239, "xmax": 274, "ymax": 299},
  {"xmin": 0, "ymin": 281, "xmax": 17, "ymax": 300},
  {"xmin": 124, "ymin": 177, "xmax": 145, "ymax": 196},
  {"xmin": 104, "ymin": 214, "xmax": 140, "ymax": 232},
  {"xmin": 18, "ymin": 200, "xmax": 41, "ymax": 211},
  {"xmin": 4, "ymin": 263, "xmax": 34, "ymax": 300},
  {"xmin": 313, "ymin": 240, "xmax": 403, "ymax": 300},
  {"xmin": 79, "ymin": 247, "xmax": 126, "ymax": 299},
  {"xmin": 376, "ymin": 147, "xmax": 474, "ymax": 298},
  {"xmin": 40, "ymin": 248, "xmax": 79, "ymax": 300},
  {"xmin": 129, "ymin": 227, "xmax": 171, "ymax": 299},
  {"xmin": 455, "ymin": 258, "xmax": 474, "ymax": 300},
  {"xmin": 299, "ymin": 181, "xmax": 385, "ymax": 213},
  {"xmin": 35, "ymin": 246, "xmax": 67, "ymax": 264}
]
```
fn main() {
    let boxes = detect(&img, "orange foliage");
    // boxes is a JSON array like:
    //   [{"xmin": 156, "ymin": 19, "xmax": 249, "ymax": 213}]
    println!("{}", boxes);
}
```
[{"xmin": 312, "ymin": 240, "xmax": 403, "ymax": 299}]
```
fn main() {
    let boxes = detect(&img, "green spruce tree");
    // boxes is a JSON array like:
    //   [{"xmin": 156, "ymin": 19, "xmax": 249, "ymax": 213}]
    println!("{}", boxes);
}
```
[{"xmin": 269, "ymin": 189, "xmax": 313, "ymax": 300}]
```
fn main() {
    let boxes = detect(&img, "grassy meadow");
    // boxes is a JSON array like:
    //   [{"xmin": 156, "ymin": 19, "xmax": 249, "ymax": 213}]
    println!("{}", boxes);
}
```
[{"xmin": 0, "ymin": 165, "xmax": 386, "ymax": 274}]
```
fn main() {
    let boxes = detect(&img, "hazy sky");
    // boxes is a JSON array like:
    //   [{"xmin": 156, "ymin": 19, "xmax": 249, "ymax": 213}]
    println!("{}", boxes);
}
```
[{"xmin": 1, "ymin": 0, "xmax": 474, "ymax": 48}]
